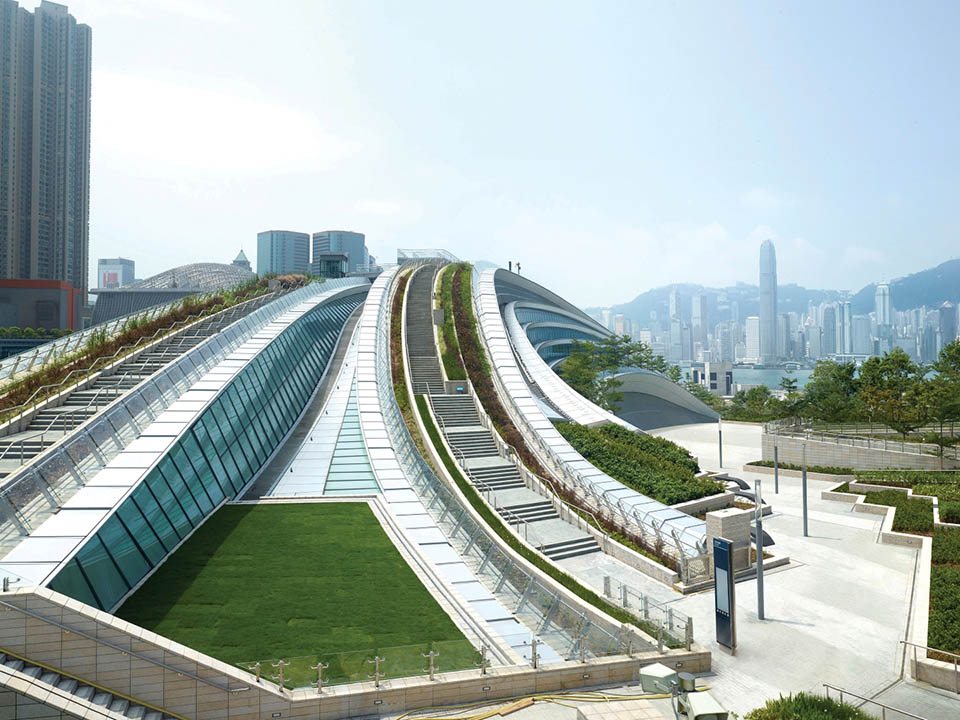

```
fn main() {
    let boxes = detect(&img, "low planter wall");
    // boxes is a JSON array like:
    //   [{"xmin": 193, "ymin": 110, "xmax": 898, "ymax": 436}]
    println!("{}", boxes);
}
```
[
  {"xmin": 743, "ymin": 463, "xmax": 854, "ymax": 484},
  {"xmin": 672, "ymin": 491, "xmax": 735, "ymax": 517}
]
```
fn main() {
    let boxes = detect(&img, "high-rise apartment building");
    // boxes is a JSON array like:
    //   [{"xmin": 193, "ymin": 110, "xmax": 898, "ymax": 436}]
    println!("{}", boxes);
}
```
[
  {"xmin": 758, "ymin": 240, "xmax": 778, "ymax": 364},
  {"xmin": 0, "ymin": 1, "xmax": 92, "ymax": 329},
  {"xmin": 97, "ymin": 258, "xmax": 135, "ymax": 289},
  {"xmin": 257, "ymin": 230, "xmax": 309, "ymax": 275},
  {"xmin": 312, "ymin": 231, "xmax": 367, "ymax": 274}
]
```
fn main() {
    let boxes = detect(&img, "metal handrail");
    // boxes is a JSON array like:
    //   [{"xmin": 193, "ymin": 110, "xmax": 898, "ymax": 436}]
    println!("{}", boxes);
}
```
[
  {"xmin": 0, "ymin": 599, "xmax": 249, "ymax": 693},
  {"xmin": 822, "ymin": 683, "xmax": 926, "ymax": 720},
  {"xmin": 901, "ymin": 640, "xmax": 960, "ymax": 694}
]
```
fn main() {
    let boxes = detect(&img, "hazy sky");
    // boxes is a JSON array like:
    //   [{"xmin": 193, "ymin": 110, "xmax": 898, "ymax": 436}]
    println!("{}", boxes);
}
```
[{"xmin": 44, "ymin": 0, "xmax": 960, "ymax": 307}]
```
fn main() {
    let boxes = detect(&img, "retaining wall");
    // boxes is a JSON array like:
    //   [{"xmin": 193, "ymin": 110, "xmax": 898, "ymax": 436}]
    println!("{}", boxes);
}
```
[{"xmin": 761, "ymin": 433, "xmax": 959, "ymax": 470}]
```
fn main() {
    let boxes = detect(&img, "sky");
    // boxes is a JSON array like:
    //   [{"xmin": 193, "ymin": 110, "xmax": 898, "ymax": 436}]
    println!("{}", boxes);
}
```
[{"xmin": 37, "ymin": 0, "xmax": 960, "ymax": 307}]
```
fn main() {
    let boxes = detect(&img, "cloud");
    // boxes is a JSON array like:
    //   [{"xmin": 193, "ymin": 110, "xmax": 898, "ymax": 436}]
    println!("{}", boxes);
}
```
[
  {"xmin": 741, "ymin": 187, "xmax": 794, "ymax": 213},
  {"xmin": 94, "ymin": 72, "xmax": 361, "ymax": 179}
]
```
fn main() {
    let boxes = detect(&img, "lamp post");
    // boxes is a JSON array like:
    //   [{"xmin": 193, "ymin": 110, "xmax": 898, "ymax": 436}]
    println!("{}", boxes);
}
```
[
  {"xmin": 718, "ymin": 417, "xmax": 723, "ymax": 469},
  {"xmin": 756, "ymin": 478, "xmax": 765, "ymax": 620},
  {"xmin": 773, "ymin": 432, "xmax": 779, "ymax": 494},
  {"xmin": 802, "ymin": 433, "xmax": 809, "ymax": 537}
]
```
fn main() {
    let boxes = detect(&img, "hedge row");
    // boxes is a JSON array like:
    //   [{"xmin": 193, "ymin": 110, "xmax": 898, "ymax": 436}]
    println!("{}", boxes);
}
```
[
  {"xmin": 930, "ymin": 564, "xmax": 960, "ymax": 657},
  {"xmin": 862, "ymin": 489, "xmax": 934, "ymax": 533},
  {"xmin": 598, "ymin": 423, "xmax": 699, "ymax": 474},
  {"xmin": 855, "ymin": 470, "xmax": 960, "ymax": 487},
  {"xmin": 745, "ymin": 693, "xmax": 873, "ymax": 720},
  {"xmin": 436, "ymin": 265, "xmax": 466, "ymax": 381},
  {"xmin": 749, "ymin": 459, "xmax": 854, "ymax": 475},
  {"xmin": 555, "ymin": 421, "xmax": 722, "ymax": 506}
]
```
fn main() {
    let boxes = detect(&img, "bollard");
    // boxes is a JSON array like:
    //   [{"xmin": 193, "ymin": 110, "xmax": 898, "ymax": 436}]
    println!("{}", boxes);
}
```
[
  {"xmin": 685, "ymin": 620, "xmax": 693, "ymax": 651},
  {"xmin": 657, "ymin": 622, "xmax": 664, "ymax": 653},
  {"xmin": 310, "ymin": 660, "xmax": 329, "ymax": 694},
  {"xmin": 531, "ymin": 637, "xmax": 540, "ymax": 669},
  {"xmin": 479, "ymin": 645, "xmax": 489, "ymax": 676}
]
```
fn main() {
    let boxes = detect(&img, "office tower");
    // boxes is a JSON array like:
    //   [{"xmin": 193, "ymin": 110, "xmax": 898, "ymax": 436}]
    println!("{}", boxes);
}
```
[
  {"xmin": 921, "ymin": 325, "xmax": 938, "ymax": 364},
  {"xmin": 614, "ymin": 314, "xmax": 627, "ymax": 335},
  {"xmin": 257, "ymin": 231, "xmax": 309, "ymax": 275},
  {"xmin": 692, "ymin": 293, "xmax": 708, "ymax": 347},
  {"xmin": 758, "ymin": 240, "xmax": 778, "ymax": 364},
  {"xmin": 822, "ymin": 305, "xmax": 837, "ymax": 355},
  {"xmin": 0, "ymin": 1, "xmax": 92, "ymax": 328},
  {"xmin": 745, "ymin": 316, "xmax": 760, "ymax": 363},
  {"xmin": 777, "ymin": 313, "xmax": 791, "ymax": 358},
  {"xmin": 97, "ymin": 258, "xmax": 135, "ymax": 289},
  {"xmin": 312, "ymin": 230, "xmax": 367, "ymax": 274},
  {"xmin": 875, "ymin": 283, "xmax": 892, "ymax": 326},
  {"xmin": 716, "ymin": 322, "xmax": 734, "ymax": 363},
  {"xmin": 231, "ymin": 250, "xmax": 251, "ymax": 272},
  {"xmin": 852, "ymin": 316, "xmax": 872, "ymax": 355},
  {"xmin": 669, "ymin": 288, "xmax": 680, "ymax": 321},
  {"xmin": 807, "ymin": 326, "xmax": 822, "ymax": 359},
  {"xmin": 600, "ymin": 309, "xmax": 612, "ymax": 330},
  {"xmin": 836, "ymin": 301, "xmax": 853, "ymax": 355},
  {"xmin": 939, "ymin": 302, "xmax": 957, "ymax": 346}
]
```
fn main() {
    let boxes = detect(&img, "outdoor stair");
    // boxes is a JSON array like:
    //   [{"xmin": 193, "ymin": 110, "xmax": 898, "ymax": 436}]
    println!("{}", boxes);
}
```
[
  {"xmin": 498, "ymin": 500, "xmax": 559, "ymax": 524},
  {"xmin": 468, "ymin": 463, "xmax": 526, "ymax": 491},
  {"xmin": 446, "ymin": 431, "xmax": 499, "ymax": 458},
  {"xmin": 0, "ymin": 292, "xmax": 277, "ymax": 478},
  {"xmin": 0, "ymin": 652, "xmax": 178, "ymax": 720},
  {"xmin": 430, "ymin": 395, "xmax": 481, "ymax": 426},
  {"xmin": 537, "ymin": 536, "xmax": 602, "ymax": 561},
  {"xmin": 405, "ymin": 267, "xmax": 447, "ymax": 395}
]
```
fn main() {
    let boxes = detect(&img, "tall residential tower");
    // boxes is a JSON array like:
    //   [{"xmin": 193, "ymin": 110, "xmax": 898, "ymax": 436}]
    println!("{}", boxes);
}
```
[
  {"xmin": 758, "ymin": 239, "xmax": 778, "ymax": 365},
  {"xmin": 0, "ymin": 1, "xmax": 92, "ymax": 328}
]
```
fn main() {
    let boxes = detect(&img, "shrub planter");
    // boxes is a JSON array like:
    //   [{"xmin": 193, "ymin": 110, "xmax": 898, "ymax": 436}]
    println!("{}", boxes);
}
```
[{"xmin": 743, "ymin": 463, "xmax": 855, "ymax": 484}]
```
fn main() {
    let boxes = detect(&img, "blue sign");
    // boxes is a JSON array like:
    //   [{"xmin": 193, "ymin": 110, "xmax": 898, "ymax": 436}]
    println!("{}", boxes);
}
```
[{"xmin": 714, "ymin": 537, "xmax": 736, "ymax": 650}]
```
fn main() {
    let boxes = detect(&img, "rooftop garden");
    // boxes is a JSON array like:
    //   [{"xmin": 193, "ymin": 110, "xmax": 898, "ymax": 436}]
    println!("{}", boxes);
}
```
[
  {"xmin": 555, "ymin": 421, "xmax": 722, "ymax": 506},
  {"xmin": 117, "ymin": 503, "xmax": 473, "ymax": 688},
  {"xmin": 745, "ymin": 692, "xmax": 874, "ymax": 720},
  {"xmin": 436, "ymin": 264, "xmax": 466, "ymax": 381}
]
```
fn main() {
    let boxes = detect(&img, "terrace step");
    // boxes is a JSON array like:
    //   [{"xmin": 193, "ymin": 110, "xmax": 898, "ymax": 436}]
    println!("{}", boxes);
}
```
[
  {"xmin": 539, "ymin": 536, "xmax": 602, "ymax": 561},
  {"xmin": 498, "ymin": 500, "xmax": 559, "ymax": 524}
]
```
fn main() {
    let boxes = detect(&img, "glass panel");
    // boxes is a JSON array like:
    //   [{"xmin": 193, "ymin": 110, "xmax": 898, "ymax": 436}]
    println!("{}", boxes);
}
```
[
  {"xmin": 118, "ymin": 498, "xmax": 167, "ymax": 565},
  {"xmin": 74, "ymin": 537, "xmax": 128, "ymax": 610},
  {"xmin": 145, "ymin": 472, "xmax": 193, "ymax": 538},
  {"xmin": 131, "ymin": 484, "xmax": 181, "ymax": 550},
  {"xmin": 98, "ymin": 514, "xmax": 150, "ymax": 588},
  {"xmin": 47, "ymin": 560, "xmax": 102, "ymax": 609}
]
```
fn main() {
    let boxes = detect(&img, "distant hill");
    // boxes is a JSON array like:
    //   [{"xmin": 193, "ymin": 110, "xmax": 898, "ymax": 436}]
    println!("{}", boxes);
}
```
[{"xmin": 851, "ymin": 259, "xmax": 960, "ymax": 314}]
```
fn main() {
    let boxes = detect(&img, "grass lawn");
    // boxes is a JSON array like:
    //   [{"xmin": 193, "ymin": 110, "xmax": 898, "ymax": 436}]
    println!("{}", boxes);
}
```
[{"xmin": 116, "ymin": 503, "xmax": 475, "ymax": 687}]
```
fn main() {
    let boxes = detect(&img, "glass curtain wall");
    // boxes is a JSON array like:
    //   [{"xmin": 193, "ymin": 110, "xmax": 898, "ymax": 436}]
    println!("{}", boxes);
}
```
[{"xmin": 48, "ymin": 294, "xmax": 364, "ymax": 610}]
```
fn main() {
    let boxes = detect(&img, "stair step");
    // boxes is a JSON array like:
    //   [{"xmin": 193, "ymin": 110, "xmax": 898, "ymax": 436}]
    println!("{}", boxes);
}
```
[
  {"xmin": 39, "ymin": 671, "xmax": 60, "ymax": 685},
  {"xmin": 546, "ymin": 544, "xmax": 602, "ymax": 561},
  {"xmin": 56, "ymin": 677, "xmax": 78, "ymax": 694},
  {"xmin": 75, "ymin": 686, "xmax": 95, "ymax": 701},
  {"xmin": 92, "ymin": 692, "xmax": 113, "ymax": 707}
]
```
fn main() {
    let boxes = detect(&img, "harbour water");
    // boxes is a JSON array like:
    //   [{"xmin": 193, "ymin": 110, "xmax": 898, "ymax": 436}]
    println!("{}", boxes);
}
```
[{"xmin": 732, "ymin": 367, "xmax": 814, "ymax": 390}]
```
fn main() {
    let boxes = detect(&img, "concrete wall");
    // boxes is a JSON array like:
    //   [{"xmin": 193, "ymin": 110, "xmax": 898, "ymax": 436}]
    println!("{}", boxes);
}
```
[
  {"xmin": 761, "ymin": 433, "xmax": 959, "ymax": 470},
  {"xmin": 0, "ymin": 588, "xmax": 709, "ymax": 720}
]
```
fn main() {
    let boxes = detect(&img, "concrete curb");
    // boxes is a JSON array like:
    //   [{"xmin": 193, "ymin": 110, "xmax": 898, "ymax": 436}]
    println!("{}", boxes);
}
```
[{"xmin": 743, "ymin": 463, "xmax": 854, "ymax": 484}]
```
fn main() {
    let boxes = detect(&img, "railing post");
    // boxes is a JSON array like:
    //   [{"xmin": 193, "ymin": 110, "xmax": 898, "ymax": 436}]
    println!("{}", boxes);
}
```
[{"xmin": 685, "ymin": 619, "xmax": 693, "ymax": 651}]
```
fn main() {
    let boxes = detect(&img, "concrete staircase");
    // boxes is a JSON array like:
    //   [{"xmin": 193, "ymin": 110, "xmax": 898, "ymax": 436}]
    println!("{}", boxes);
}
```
[
  {"xmin": 402, "ymin": 265, "xmax": 601, "ymax": 564},
  {"xmin": 0, "ymin": 294, "xmax": 276, "ymax": 480},
  {"xmin": 0, "ymin": 652, "xmax": 177, "ymax": 720}
]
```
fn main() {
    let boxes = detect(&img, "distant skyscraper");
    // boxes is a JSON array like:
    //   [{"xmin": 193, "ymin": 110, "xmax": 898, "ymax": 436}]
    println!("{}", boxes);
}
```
[
  {"xmin": 692, "ymin": 293, "xmax": 708, "ymax": 347},
  {"xmin": 745, "ymin": 316, "xmax": 761, "ymax": 363},
  {"xmin": 939, "ymin": 302, "xmax": 957, "ymax": 347},
  {"xmin": 853, "ymin": 316, "xmax": 872, "ymax": 355},
  {"xmin": 668, "ymin": 288, "xmax": 680, "ymax": 322},
  {"xmin": 257, "ymin": 231, "xmax": 309, "ymax": 275},
  {"xmin": 312, "ymin": 230, "xmax": 367, "ymax": 274},
  {"xmin": 875, "ymin": 283, "xmax": 892, "ymax": 326},
  {"xmin": 822, "ymin": 305, "xmax": 837, "ymax": 355},
  {"xmin": 0, "ymin": 1, "xmax": 92, "ymax": 327},
  {"xmin": 836, "ymin": 301, "xmax": 853, "ymax": 354},
  {"xmin": 97, "ymin": 258, "xmax": 135, "ymax": 289},
  {"xmin": 758, "ymin": 240, "xmax": 778, "ymax": 364},
  {"xmin": 231, "ymin": 249, "xmax": 252, "ymax": 272}
]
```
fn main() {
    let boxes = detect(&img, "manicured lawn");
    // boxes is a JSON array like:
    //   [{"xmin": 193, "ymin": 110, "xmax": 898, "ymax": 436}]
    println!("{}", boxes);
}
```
[{"xmin": 117, "ymin": 503, "xmax": 473, "ymax": 687}]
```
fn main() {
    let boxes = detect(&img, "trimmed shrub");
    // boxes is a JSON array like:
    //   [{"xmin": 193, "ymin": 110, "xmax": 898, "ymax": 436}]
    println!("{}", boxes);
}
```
[
  {"xmin": 749, "ymin": 460, "xmax": 853, "ymax": 475},
  {"xmin": 932, "ymin": 527, "xmax": 960, "ymax": 565},
  {"xmin": 929, "ymin": 565, "xmax": 960, "ymax": 656},
  {"xmin": 862, "ymin": 489, "xmax": 933, "ymax": 534},
  {"xmin": 437, "ymin": 265, "xmax": 466, "ymax": 381},
  {"xmin": 940, "ymin": 501, "xmax": 960, "ymax": 524},
  {"xmin": 746, "ymin": 692, "xmax": 874, "ymax": 720},
  {"xmin": 555, "ymin": 421, "xmax": 721, "ymax": 506}
]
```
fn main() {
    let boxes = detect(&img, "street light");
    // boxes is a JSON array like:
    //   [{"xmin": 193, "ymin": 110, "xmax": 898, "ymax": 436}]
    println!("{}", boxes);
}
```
[
  {"xmin": 718, "ymin": 417, "xmax": 723, "ymax": 469},
  {"xmin": 756, "ymin": 478, "xmax": 765, "ymax": 620},
  {"xmin": 802, "ymin": 433, "xmax": 809, "ymax": 537}
]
